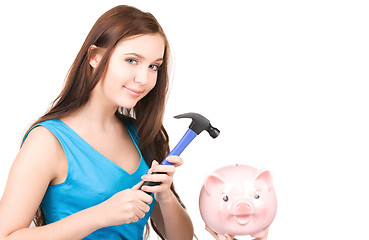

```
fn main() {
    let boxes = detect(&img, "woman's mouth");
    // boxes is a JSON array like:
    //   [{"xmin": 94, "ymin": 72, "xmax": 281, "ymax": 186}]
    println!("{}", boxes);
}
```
[{"xmin": 124, "ymin": 86, "xmax": 143, "ymax": 98}]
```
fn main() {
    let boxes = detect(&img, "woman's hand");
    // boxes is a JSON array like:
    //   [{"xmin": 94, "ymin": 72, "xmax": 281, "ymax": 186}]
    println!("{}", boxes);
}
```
[
  {"xmin": 206, "ymin": 226, "xmax": 236, "ymax": 240},
  {"xmin": 94, "ymin": 181, "xmax": 153, "ymax": 227},
  {"xmin": 205, "ymin": 225, "xmax": 269, "ymax": 240},
  {"xmin": 140, "ymin": 156, "xmax": 184, "ymax": 203}
]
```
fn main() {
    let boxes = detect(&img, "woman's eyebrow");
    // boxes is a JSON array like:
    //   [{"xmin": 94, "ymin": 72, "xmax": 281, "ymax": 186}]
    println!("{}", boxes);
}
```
[{"xmin": 124, "ymin": 52, "xmax": 163, "ymax": 62}]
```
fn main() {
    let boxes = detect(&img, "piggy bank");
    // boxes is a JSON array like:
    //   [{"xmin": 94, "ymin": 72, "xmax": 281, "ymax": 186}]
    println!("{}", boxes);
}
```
[{"xmin": 199, "ymin": 164, "xmax": 277, "ymax": 239}]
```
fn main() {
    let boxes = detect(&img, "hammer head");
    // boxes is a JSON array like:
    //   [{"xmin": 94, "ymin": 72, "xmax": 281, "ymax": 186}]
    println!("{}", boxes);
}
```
[{"xmin": 174, "ymin": 112, "xmax": 220, "ymax": 138}]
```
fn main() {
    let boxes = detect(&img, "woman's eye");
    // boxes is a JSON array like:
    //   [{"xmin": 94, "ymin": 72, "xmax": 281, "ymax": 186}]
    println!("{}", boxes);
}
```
[
  {"xmin": 126, "ymin": 58, "xmax": 138, "ymax": 64},
  {"xmin": 149, "ymin": 64, "xmax": 160, "ymax": 71}
]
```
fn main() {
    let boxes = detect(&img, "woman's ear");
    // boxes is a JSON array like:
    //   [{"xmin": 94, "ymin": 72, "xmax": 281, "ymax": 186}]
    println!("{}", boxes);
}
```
[{"xmin": 88, "ymin": 45, "xmax": 104, "ymax": 68}]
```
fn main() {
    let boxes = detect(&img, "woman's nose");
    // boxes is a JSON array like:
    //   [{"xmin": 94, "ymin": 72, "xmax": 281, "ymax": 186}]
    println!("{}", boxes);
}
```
[{"xmin": 134, "ymin": 67, "xmax": 150, "ymax": 85}]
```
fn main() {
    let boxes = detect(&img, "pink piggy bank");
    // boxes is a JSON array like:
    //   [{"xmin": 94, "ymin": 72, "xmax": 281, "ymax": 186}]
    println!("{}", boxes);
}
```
[{"xmin": 199, "ymin": 164, "xmax": 277, "ymax": 239}]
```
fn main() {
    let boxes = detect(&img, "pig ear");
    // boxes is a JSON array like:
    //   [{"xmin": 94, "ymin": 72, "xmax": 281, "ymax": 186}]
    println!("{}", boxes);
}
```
[
  {"xmin": 254, "ymin": 169, "xmax": 273, "ymax": 190},
  {"xmin": 204, "ymin": 173, "xmax": 225, "ymax": 196}
]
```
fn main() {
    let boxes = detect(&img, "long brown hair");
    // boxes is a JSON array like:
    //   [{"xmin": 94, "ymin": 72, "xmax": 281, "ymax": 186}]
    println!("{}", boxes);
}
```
[{"xmin": 28, "ymin": 5, "xmax": 185, "ymax": 239}]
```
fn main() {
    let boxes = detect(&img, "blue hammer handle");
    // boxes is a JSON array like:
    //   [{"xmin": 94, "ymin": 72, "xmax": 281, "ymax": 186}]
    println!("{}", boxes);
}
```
[{"xmin": 161, "ymin": 128, "xmax": 197, "ymax": 165}]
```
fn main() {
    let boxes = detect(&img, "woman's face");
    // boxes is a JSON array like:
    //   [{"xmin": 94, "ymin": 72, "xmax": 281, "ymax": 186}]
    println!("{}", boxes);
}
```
[{"xmin": 91, "ymin": 33, "xmax": 165, "ymax": 109}]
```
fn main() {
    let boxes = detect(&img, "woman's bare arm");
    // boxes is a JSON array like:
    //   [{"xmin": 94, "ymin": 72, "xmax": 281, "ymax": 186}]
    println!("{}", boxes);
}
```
[
  {"xmin": 0, "ymin": 127, "xmax": 104, "ymax": 240},
  {"xmin": 150, "ymin": 193, "xmax": 194, "ymax": 240},
  {"xmin": 145, "ymin": 157, "xmax": 194, "ymax": 240}
]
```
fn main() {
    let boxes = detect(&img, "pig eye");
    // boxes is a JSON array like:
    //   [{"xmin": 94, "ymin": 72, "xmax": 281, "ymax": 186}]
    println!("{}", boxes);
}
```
[
  {"xmin": 222, "ymin": 195, "xmax": 229, "ymax": 202},
  {"xmin": 254, "ymin": 191, "xmax": 261, "ymax": 199}
]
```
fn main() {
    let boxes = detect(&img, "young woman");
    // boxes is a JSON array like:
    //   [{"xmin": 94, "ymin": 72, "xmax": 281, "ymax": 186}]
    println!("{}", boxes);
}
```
[{"xmin": 0, "ymin": 5, "xmax": 193, "ymax": 240}]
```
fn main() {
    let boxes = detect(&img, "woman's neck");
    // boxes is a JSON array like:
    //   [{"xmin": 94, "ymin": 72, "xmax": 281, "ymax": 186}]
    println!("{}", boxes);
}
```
[{"xmin": 62, "ymin": 96, "xmax": 120, "ymax": 132}]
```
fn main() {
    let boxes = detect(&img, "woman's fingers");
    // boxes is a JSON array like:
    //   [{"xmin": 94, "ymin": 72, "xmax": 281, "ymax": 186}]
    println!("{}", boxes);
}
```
[
  {"xmin": 205, "ymin": 225, "xmax": 237, "ymax": 240},
  {"xmin": 152, "ymin": 165, "xmax": 175, "ymax": 176},
  {"xmin": 205, "ymin": 225, "xmax": 219, "ymax": 238},
  {"xmin": 147, "ymin": 156, "xmax": 183, "ymax": 175},
  {"xmin": 132, "ymin": 180, "xmax": 145, "ymax": 190},
  {"xmin": 164, "ymin": 155, "xmax": 184, "ymax": 167},
  {"xmin": 141, "ymin": 172, "xmax": 171, "ymax": 183},
  {"xmin": 140, "ymin": 173, "xmax": 172, "ymax": 193},
  {"xmin": 139, "ymin": 156, "xmax": 184, "ymax": 197}
]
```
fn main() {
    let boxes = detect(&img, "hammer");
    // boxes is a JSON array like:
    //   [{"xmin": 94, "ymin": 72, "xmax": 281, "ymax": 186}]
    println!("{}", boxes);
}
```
[{"xmin": 139, "ymin": 112, "xmax": 220, "ymax": 190}]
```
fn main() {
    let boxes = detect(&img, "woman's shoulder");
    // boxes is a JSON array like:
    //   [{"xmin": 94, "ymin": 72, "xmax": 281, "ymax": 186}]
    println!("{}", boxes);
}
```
[
  {"xmin": 21, "ymin": 124, "xmax": 65, "ymax": 167},
  {"xmin": 23, "ymin": 119, "xmax": 62, "ymax": 147},
  {"xmin": 25, "ymin": 124, "xmax": 58, "ymax": 143}
]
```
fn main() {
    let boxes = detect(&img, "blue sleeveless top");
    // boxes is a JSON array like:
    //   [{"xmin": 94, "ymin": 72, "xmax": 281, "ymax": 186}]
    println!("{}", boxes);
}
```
[{"xmin": 25, "ymin": 119, "xmax": 155, "ymax": 239}]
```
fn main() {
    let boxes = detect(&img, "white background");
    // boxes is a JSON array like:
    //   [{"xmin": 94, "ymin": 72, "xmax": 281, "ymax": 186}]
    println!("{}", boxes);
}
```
[{"xmin": 1, "ymin": 0, "xmax": 368, "ymax": 239}]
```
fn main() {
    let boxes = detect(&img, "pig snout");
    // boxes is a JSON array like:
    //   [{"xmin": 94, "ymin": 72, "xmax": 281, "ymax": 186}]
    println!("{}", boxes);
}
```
[
  {"xmin": 233, "ymin": 201, "xmax": 254, "ymax": 225},
  {"xmin": 235, "ymin": 202, "xmax": 253, "ymax": 214}
]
